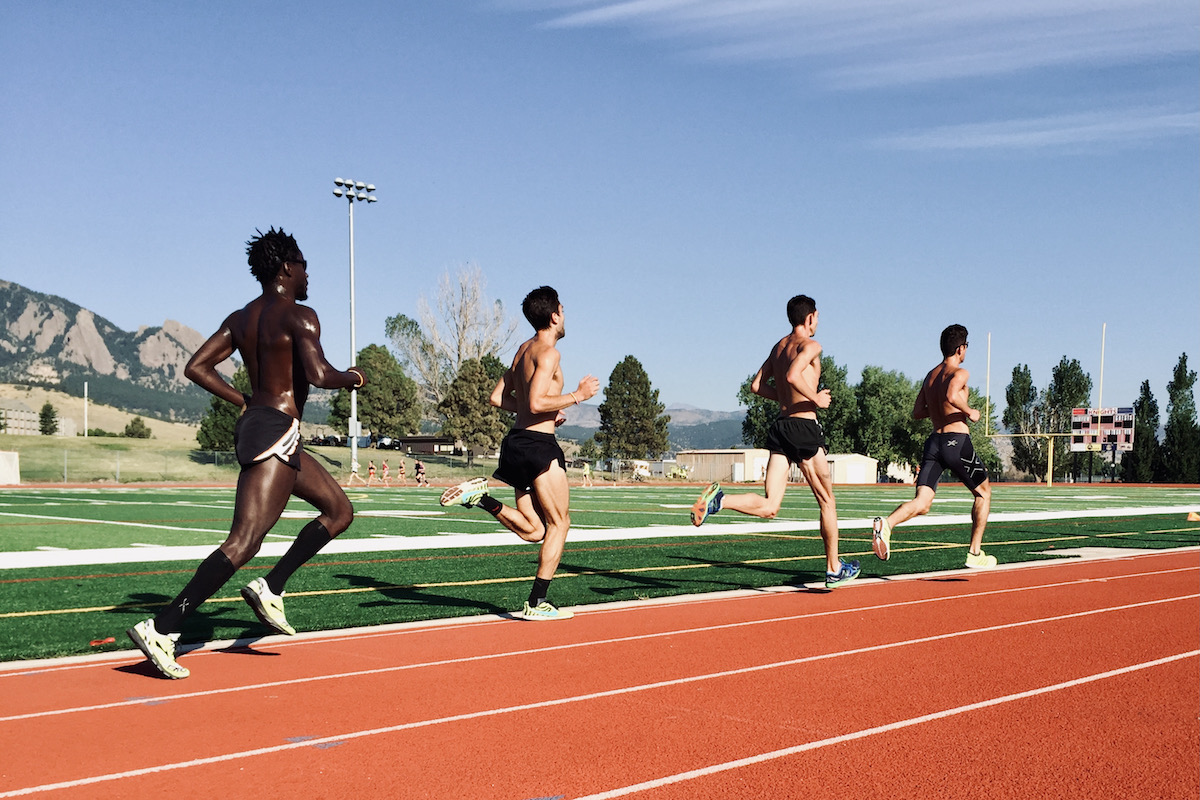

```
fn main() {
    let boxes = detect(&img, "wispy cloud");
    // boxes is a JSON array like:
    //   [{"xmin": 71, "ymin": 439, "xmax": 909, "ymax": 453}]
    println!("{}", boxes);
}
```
[
  {"xmin": 503, "ymin": 0, "xmax": 1198, "ymax": 89},
  {"xmin": 874, "ymin": 107, "xmax": 1200, "ymax": 151}
]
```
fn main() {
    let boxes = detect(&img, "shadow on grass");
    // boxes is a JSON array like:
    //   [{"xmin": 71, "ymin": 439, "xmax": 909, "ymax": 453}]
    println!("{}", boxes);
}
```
[{"xmin": 331, "ymin": 572, "xmax": 510, "ymax": 615}]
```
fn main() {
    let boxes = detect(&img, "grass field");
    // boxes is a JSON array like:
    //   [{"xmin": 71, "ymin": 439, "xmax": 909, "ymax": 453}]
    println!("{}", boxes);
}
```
[
  {"xmin": 1, "ymin": 482, "xmax": 1198, "ymax": 663},
  {"xmin": 0, "ymin": 434, "xmax": 497, "ymax": 484}
]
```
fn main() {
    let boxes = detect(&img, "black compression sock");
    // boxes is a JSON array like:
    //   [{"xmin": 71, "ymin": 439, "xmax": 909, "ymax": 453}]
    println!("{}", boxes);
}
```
[
  {"xmin": 527, "ymin": 577, "xmax": 552, "ymax": 607},
  {"xmin": 154, "ymin": 549, "xmax": 236, "ymax": 634},
  {"xmin": 265, "ymin": 520, "xmax": 332, "ymax": 595},
  {"xmin": 478, "ymin": 494, "xmax": 502, "ymax": 515}
]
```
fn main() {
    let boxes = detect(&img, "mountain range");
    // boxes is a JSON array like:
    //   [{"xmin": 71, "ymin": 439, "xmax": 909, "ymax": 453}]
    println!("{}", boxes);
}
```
[
  {"xmin": 0, "ymin": 279, "xmax": 749, "ymax": 446},
  {"xmin": 558, "ymin": 403, "xmax": 748, "ymax": 451},
  {"xmin": 0, "ymin": 280, "xmax": 230, "ymax": 422}
]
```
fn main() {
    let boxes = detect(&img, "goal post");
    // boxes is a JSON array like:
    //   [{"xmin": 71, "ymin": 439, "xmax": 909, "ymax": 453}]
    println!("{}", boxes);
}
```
[{"xmin": 988, "ymin": 432, "xmax": 1072, "ymax": 488}]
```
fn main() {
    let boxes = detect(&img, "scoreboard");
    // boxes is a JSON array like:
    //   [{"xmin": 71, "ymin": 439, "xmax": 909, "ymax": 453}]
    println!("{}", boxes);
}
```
[{"xmin": 1070, "ymin": 407, "xmax": 1135, "ymax": 452}]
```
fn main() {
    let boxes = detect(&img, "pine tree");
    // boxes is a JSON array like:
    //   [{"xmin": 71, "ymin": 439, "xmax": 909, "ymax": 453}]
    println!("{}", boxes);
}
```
[
  {"xmin": 1121, "ymin": 380, "xmax": 1161, "ymax": 483},
  {"xmin": 1045, "ymin": 356, "xmax": 1092, "ymax": 480},
  {"xmin": 596, "ymin": 356, "xmax": 670, "ymax": 460},
  {"xmin": 438, "ymin": 358, "xmax": 512, "ymax": 467},
  {"xmin": 1003, "ymin": 364, "xmax": 1045, "ymax": 478},
  {"xmin": 38, "ymin": 402, "xmax": 58, "ymax": 436},
  {"xmin": 1160, "ymin": 353, "xmax": 1200, "ymax": 482}
]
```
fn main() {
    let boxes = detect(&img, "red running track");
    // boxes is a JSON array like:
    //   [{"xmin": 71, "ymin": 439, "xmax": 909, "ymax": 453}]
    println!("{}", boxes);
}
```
[{"xmin": 1, "ymin": 549, "xmax": 1197, "ymax": 799}]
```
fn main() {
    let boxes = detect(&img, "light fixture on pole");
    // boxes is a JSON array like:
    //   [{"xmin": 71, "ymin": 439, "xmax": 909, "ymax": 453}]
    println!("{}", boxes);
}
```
[{"xmin": 332, "ymin": 177, "xmax": 377, "ymax": 476}]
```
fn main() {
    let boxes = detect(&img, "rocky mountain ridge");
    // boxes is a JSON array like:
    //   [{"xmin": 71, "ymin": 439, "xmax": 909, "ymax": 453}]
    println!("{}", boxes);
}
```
[{"xmin": 0, "ymin": 279, "xmax": 233, "ymax": 421}]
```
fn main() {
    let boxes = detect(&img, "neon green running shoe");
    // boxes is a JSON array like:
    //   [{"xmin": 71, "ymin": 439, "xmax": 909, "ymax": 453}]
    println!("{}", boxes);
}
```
[
  {"xmin": 126, "ymin": 618, "xmax": 189, "ymax": 679},
  {"xmin": 965, "ymin": 550, "xmax": 998, "ymax": 569},
  {"xmin": 825, "ymin": 559, "xmax": 861, "ymax": 589},
  {"xmin": 440, "ymin": 477, "xmax": 489, "ymax": 508},
  {"xmin": 522, "ymin": 601, "xmax": 574, "ymax": 621},
  {"xmin": 241, "ymin": 577, "xmax": 296, "ymax": 636},
  {"xmin": 690, "ymin": 482, "xmax": 723, "ymax": 526}
]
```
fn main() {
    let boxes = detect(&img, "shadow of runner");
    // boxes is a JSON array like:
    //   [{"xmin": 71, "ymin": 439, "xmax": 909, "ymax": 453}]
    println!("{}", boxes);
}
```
[{"xmin": 331, "ymin": 572, "xmax": 511, "ymax": 616}]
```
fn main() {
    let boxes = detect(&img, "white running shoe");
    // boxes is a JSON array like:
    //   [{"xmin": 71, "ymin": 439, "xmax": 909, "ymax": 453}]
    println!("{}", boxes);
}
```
[
  {"xmin": 522, "ymin": 601, "xmax": 574, "ymax": 621},
  {"xmin": 440, "ymin": 477, "xmax": 489, "ymax": 508},
  {"xmin": 241, "ymin": 577, "xmax": 296, "ymax": 635},
  {"xmin": 126, "ymin": 618, "xmax": 189, "ymax": 679}
]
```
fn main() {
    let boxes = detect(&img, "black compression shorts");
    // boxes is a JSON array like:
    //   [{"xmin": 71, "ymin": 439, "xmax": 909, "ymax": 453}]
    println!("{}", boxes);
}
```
[
  {"xmin": 915, "ymin": 432, "xmax": 988, "ymax": 491},
  {"xmin": 234, "ymin": 406, "xmax": 302, "ymax": 470},
  {"xmin": 764, "ymin": 417, "xmax": 827, "ymax": 465},
  {"xmin": 493, "ymin": 429, "xmax": 566, "ymax": 491}
]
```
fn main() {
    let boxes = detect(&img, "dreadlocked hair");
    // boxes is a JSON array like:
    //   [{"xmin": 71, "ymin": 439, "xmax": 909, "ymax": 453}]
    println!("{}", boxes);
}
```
[{"xmin": 246, "ymin": 227, "xmax": 299, "ymax": 285}]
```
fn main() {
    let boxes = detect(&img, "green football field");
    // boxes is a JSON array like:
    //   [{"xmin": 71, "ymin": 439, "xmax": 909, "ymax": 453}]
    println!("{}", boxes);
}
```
[{"xmin": 1, "ymin": 482, "xmax": 1198, "ymax": 663}]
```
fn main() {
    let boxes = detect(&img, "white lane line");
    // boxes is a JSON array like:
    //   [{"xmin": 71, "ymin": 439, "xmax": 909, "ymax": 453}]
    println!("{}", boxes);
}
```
[
  {"xmin": 0, "ymin": 510, "xmax": 226, "ymax": 535},
  {"xmin": 0, "ymin": 639, "xmax": 1192, "ymax": 798},
  {"xmin": 572, "ymin": 651, "xmax": 1200, "ymax": 800},
  {"xmin": 1, "ymin": 588, "xmax": 1193, "ymax": 725},
  {"xmin": 3, "ymin": 505, "xmax": 1198, "ymax": 570}
]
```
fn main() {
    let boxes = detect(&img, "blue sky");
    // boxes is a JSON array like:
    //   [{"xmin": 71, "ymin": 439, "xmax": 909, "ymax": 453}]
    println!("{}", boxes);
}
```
[{"xmin": 1, "ymin": 1, "xmax": 1196, "ymax": 416}]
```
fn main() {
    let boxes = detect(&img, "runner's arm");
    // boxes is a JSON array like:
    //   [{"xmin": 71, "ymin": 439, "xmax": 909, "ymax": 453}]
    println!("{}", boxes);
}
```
[
  {"xmin": 527, "ymin": 349, "xmax": 598, "ymax": 414},
  {"xmin": 947, "ymin": 369, "xmax": 979, "ymax": 422},
  {"xmin": 912, "ymin": 383, "xmax": 930, "ymax": 420},
  {"xmin": 490, "ymin": 369, "xmax": 520, "ymax": 412},
  {"xmin": 749, "ymin": 361, "xmax": 778, "ymax": 402},
  {"xmin": 184, "ymin": 316, "xmax": 245, "ymax": 407},
  {"xmin": 293, "ymin": 306, "xmax": 366, "ymax": 390}
]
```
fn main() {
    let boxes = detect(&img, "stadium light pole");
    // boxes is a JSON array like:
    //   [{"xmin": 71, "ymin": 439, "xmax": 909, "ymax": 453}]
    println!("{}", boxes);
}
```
[{"xmin": 332, "ymin": 178, "xmax": 377, "ymax": 477}]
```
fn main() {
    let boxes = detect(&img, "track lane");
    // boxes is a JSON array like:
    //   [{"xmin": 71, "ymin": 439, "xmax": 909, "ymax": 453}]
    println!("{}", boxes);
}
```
[{"xmin": 0, "ymin": 551, "xmax": 1195, "ymax": 798}]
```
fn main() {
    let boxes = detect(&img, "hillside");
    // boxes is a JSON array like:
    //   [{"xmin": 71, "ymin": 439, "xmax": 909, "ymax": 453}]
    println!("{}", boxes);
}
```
[
  {"xmin": 0, "ymin": 384, "xmax": 201, "ymax": 445},
  {"xmin": 0, "ymin": 280, "xmax": 229, "ymax": 422}
]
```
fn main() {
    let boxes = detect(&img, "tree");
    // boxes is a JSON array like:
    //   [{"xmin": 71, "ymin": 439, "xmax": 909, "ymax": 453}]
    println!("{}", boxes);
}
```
[
  {"xmin": 438, "ymin": 358, "xmax": 512, "ymax": 467},
  {"xmin": 852, "ymin": 366, "xmax": 924, "ymax": 478},
  {"xmin": 1003, "ymin": 364, "xmax": 1045, "ymax": 478},
  {"xmin": 595, "ymin": 355, "xmax": 670, "ymax": 460},
  {"xmin": 1122, "ymin": 379, "xmax": 1161, "ymax": 483},
  {"xmin": 1160, "ymin": 353, "xmax": 1200, "ymax": 483},
  {"xmin": 1045, "ymin": 356, "xmax": 1092, "ymax": 479},
  {"xmin": 577, "ymin": 436, "xmax": 600, "ymax": 463},
  {"xmin": 39, "ymin": 402, "xmax": 59, "ymax": 435},
  {"xmin": 384, "ymin": 264, "xmax": 518, "ymax": 412},
  {"xmin": 328, "ymin": 344, "xmax": 421, "ymax": 439},
  {"xmin": 123, "ymin": 417, "xmax": 152, "ymax": 439},
  {"xmin": 197, "ymin": 366, "xmax": 251, "ymax": 451},
  {"xmin": 819, "ymin": 355, "xmax": 855, "ymax": 454}
]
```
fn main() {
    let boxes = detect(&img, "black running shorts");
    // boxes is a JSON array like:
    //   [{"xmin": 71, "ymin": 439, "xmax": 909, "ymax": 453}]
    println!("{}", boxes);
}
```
[
  {"xmin": 493, "ymin": 429, "xmax": 566, "ymax": 491},
  {"xmin": 234, "ymin": 406, "xmax": 302, "ymax": 470},
  {"xmin": 915, "ymin": 432, "xmax": 988, "ymax": 491},
  {"xmin": 764, "ymin": 417, "xmax": 827, "ymax": 465}
]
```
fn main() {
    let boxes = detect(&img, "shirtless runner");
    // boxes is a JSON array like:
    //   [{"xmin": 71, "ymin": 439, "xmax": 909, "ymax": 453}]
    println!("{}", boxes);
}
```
[
  {"xmin": 126, "ymin": 228, "xmax": 366, "ymax": 678},
  {"xmin": 871, "ymin": 324, "xmax": 995, "ymax": 568},
  {"xmin": 690, "ymin": 294, "xmax": 859, "ymax": 589},
  {"xmin": 440, "ymin": 286, "xmax": 598, "ymax": 620}
]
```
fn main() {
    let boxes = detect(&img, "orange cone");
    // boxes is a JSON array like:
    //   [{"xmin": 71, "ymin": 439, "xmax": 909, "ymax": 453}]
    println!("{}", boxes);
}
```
[{"xmin": 1187, "ymin": 511, "xmax": 1200, "ymax": 522}]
